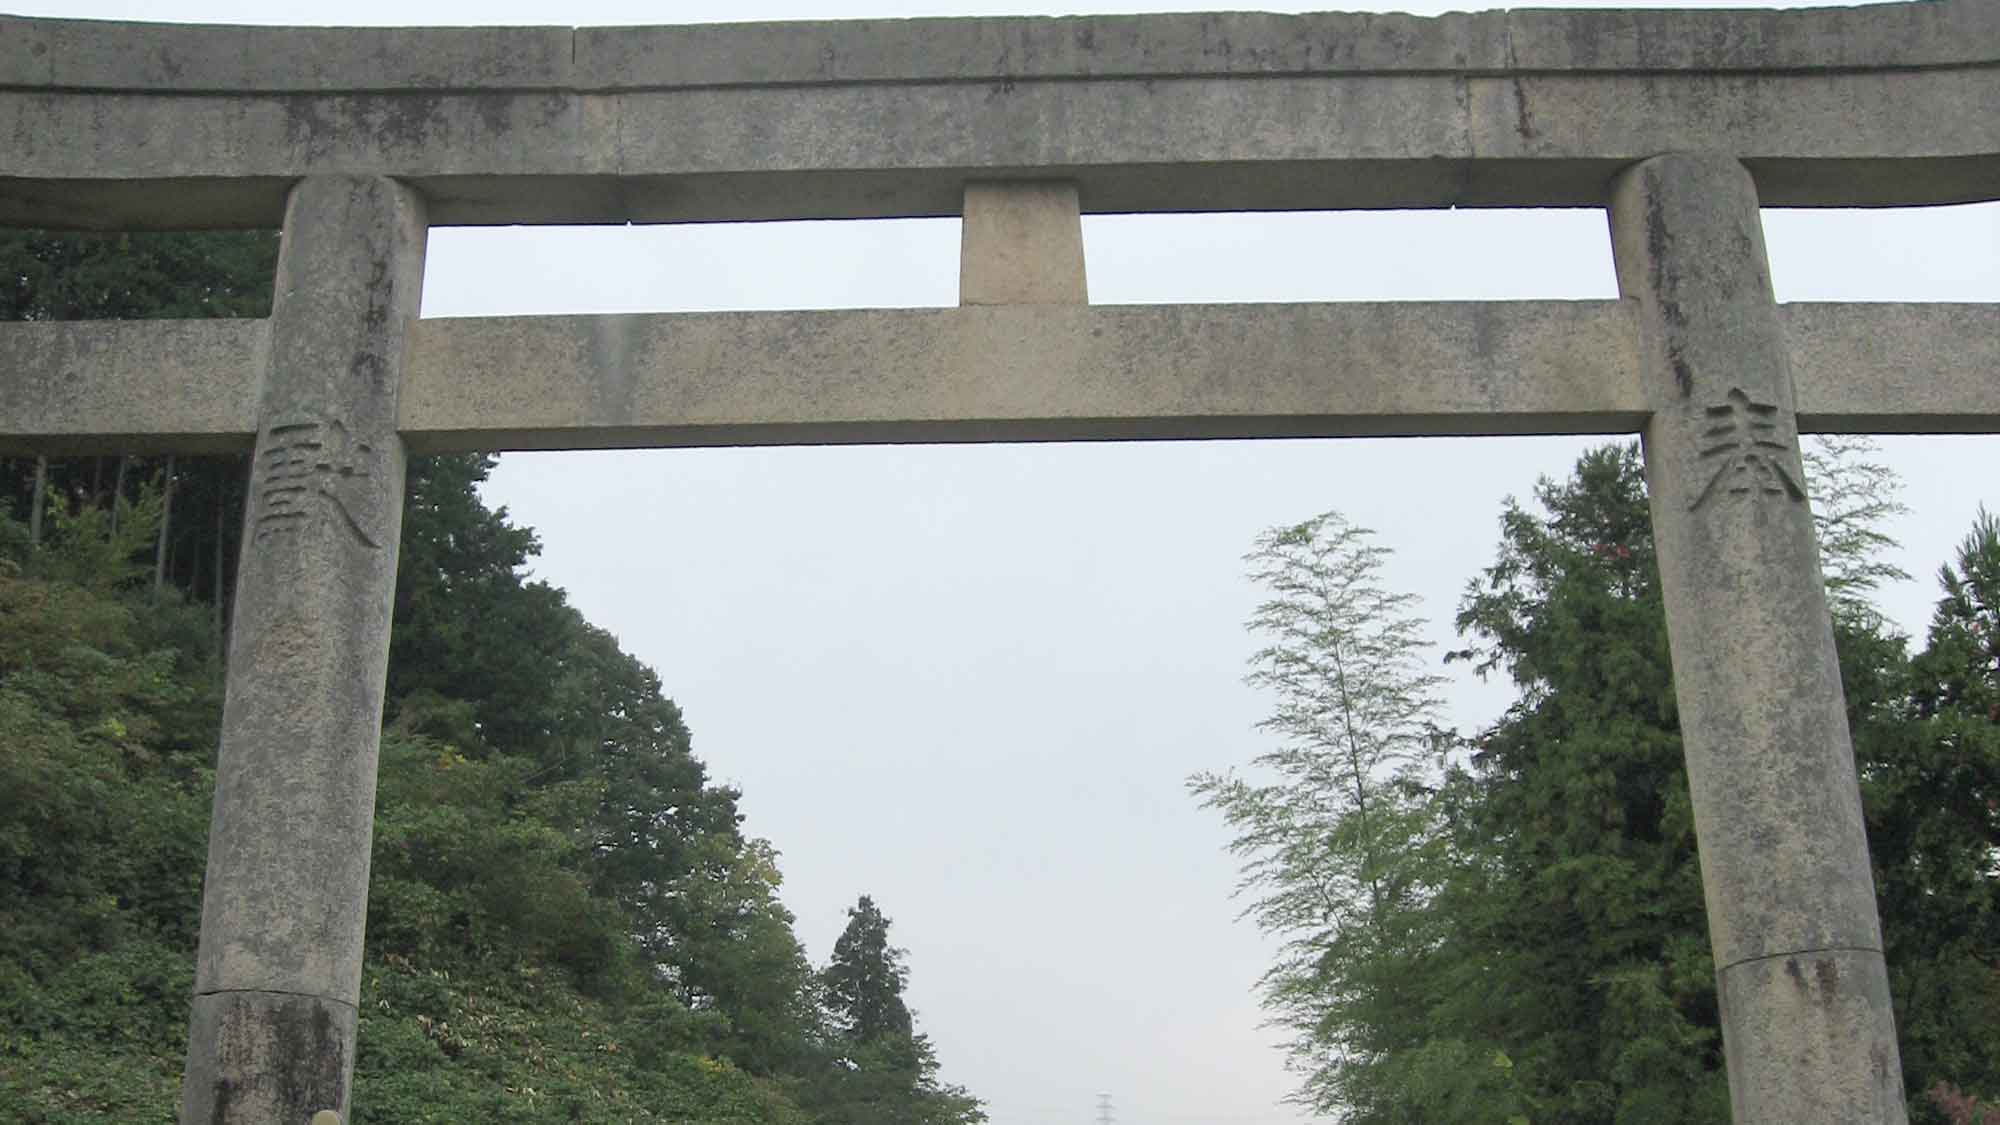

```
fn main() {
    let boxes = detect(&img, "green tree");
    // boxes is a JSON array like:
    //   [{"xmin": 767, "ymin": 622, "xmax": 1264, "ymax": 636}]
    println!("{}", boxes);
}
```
[
  {"xmin": 656, "ymin": 836, "xmax": 819, "ymax": 1074},
  {"xmin": 0, "ymin": 228, "xmax": 275, "ymax": 631},
  {"xmin": 1443, "ymin": 444, "xmax": 1725, "ymax": 1125},
  {"xmin": 1189, "ymin": 512, "xmax": 1452, "ymax": 1113},
  {"xmin": 386, "ymin": 453, "xmax": 563, "ymax": 756},
  {"xmin": 805, "ymin": 897, "xmax": 984, "ymax": 1125},
  {"xmin": 0, "ymin": 230, "xmax": 276, "ymax": 322},
  {"xmin": 1863, "ymin": 509, "xmax": 2000, "ymax": 1121},
  {"xmin": 822, "ymin": 896, "xmax": 914, "ymax": 1045},
  {"xmin": 1805, "ymin": 434, "xmax": 1912, "ymax": 629},
  {"xmin": 1321, "ymin": 441, "xmax": 1982, "ymax": 1124}
]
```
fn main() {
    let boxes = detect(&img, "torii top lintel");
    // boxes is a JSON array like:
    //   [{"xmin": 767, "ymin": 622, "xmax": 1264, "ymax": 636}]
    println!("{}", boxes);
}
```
[{"xmin": 2, "ymin": 1, "xmax": 1996, "ymax": 230}]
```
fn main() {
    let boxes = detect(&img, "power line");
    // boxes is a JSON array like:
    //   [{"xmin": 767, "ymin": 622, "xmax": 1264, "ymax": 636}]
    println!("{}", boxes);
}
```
[{"xmin": 1095, "ymin": 1093, "xmax": 1115, "ymax": 1125}]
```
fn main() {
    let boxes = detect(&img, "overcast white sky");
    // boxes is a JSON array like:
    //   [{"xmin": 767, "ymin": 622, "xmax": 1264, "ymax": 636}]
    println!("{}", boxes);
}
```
[{"xmin": 19, "ymin": 1, "xmax": 1999, "ymax": 1122}]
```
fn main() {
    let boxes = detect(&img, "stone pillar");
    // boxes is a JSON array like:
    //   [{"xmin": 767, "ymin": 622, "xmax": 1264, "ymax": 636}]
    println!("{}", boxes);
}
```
[
  {"xmin": 181, "ymin": 176, "xmax": 427, "ymax": 1125},
  {"xmin": 1609, "ymin": 154, "xmax": 1906, "ymax": 1124},
  {"xmin": 960, "ymin": 181, "xmax": 1088, "ymax": 305}
]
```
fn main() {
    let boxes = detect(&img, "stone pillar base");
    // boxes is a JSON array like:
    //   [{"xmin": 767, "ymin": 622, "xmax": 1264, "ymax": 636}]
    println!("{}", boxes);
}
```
[{"xmin": 181, "ymin": 990, "xmax": 357, "ymax": 1124}]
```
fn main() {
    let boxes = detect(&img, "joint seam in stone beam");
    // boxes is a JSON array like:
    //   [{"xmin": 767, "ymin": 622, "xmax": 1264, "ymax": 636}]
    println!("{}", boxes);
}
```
[
  {"xmin": 192, "ymin": 986, "xmax": 359, "ymax": 1011},
  {"xmin": 1717, "ymin": 944, "xmax": 1885, "ymax": 975}
]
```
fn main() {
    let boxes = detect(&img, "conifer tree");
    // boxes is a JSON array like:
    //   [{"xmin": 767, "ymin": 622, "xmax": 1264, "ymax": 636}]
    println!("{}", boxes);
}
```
[
  {"xmin": 809, "ymin": 896, "xmax": 984, "ymax": 1125},
  {"xmin": 823, "ymin": 896, "xmax": 914, "ymax": 1044},
  {"xmin": 1865, "ymin": 509, "xmax": 2000, "ymax": 1120}
]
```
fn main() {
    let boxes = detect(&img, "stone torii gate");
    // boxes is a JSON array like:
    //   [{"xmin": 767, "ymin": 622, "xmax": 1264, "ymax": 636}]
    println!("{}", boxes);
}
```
[{"xmin": 2, "ymin": 3, "xmax": 1997, "ymax": 1122}]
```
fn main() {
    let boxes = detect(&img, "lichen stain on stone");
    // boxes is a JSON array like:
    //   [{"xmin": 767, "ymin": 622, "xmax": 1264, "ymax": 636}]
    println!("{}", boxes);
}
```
[
  {"xmin": 1511, "ymin": 78, "xmax": 1536, "ymax": 143},
  {"xmin": 207, "ymin": 1073, "xmax": 237, "ymax": 1125},
  {"xmin": 282, "ymin": 97, "xmax": 339, "ymax": 163},
  {"xmin": 352, "ymin": 255, "xmax": 393, "ymax": 390},
  {"xmin": 1780, "ymin": 955, "xmax": 1845, "ymax": 1011},
  {"xmin": 371, "ymin": 94, "xmax": 448, "ymax": 151},
  {"xmin": 272, "ymin": 995, "xmax": 346, "ymax": 1119},
  {"xmin": 152, "ymin": 47, "xmax": 186, "ymax": 84},
  {"xmin": 1641, "ymin": 183, "xmax": 1695, "ymax": 398},
  {"xmin": 205, "ymin": 994, "xmax": 344, "ymax": 1124},
  {"xmin": 468, "ymin": 92, "xmax": 515, "ymax": 138}
]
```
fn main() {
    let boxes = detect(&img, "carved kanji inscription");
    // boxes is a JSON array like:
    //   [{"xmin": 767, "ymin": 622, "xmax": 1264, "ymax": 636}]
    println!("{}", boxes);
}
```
[
  {"xmin": 1689, "ymin": 387, "xmax": 1805, "ymax": 510},
  {"xmin": 253, "ymin": 416, "xmax": 382, "ymax": 548}
]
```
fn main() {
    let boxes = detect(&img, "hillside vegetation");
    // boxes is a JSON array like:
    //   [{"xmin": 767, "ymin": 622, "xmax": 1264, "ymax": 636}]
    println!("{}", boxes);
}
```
[{"xmin": 0, "ymin": 229, "xmax": 983, "ymax": 1124}]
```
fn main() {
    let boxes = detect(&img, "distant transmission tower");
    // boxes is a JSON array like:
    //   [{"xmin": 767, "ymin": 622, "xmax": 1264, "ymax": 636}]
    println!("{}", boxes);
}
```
[{"xmin": 1095, "ymin": 1093, "xmax": 1114, "ymax": 1125}]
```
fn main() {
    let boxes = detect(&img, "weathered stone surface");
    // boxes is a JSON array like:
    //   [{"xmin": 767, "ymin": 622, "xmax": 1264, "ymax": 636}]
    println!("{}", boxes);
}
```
[
  {"xmin": 572, "ymin": 10, "xmax": 1510, "ymax": 89},
  {"xmin": 1, "ymin": 2, "xmax": 1993, "ymax": 228},
  {"xmin": 1610, "ymin": 153, "xmax": 1905, "ymax": 1124},
  {"xmin": 6, "ymin": 299, "xmax": 1997, "ymax": 456},
  {"xmin": 1718, "ymin": 950, "xmax": 1907, "ymax": 1125},
  {"xmin": 182, "ymin": 991, "xmax": 356, "ymax": 1125},
  {"xmin": 0, "ymin": 319, "xmax": 263, "ymax": 453},
  {"xmin": 7, "ymin": 18, "xmax": 573, "ymax": 91},
  {"xmin": 395, "ymin": 301, "xmax": 1643, "ymax": 451},
  {"xmin": 1786, "ymin": 303, "xmax": 2000, "ymax": 434},
  {"xmin": 183, "ymin": 175, "xmax": 426, "ymax": 1125},
  {"xmin": 12, "ymin": 3, "xmax": 1987, "ymax": 93},
  {"xmin": 1469, "ymin": 69, "xmax": 2000, "ymax": 164},
  {"xmin": 960, "ymin": 182, "xmax": 1087, "ymax": 306},
  {"xmin": 1504, "ymin": 1, "xmax": 1999, "ymax": 73}
]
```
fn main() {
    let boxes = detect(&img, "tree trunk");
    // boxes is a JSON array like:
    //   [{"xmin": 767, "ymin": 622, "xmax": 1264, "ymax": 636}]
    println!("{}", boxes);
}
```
[
  {"xmin": 213, "ymin": 473, "xmax": 226, "ymax": 643},
  {"xmin": 154, "ymin": 454, "xmax": 176, "ymax": 595},
  {"xmin": 110, "ymin": 455, "xmax": 129, "ymax": 537},
  {"xmin": 28, "ymin": 455, "xmax": 46, "ymax": 548}
]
